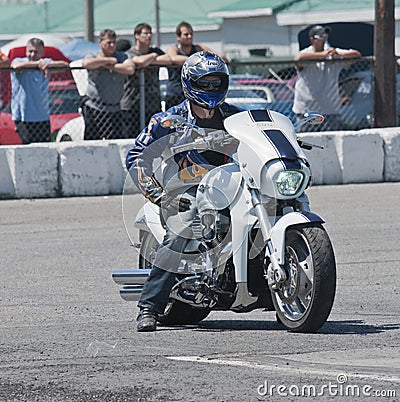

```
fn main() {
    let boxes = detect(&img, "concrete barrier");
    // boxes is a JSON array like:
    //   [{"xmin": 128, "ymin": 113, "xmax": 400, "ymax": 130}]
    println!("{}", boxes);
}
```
[
  {"xmin": 0, "ymin": 127, "xmax": 399, "ymax": 199},
  {"xmin": 379, "ymin": 127, "xmax": 400, "ymax": 181},
  {"xmin": 0, "ymin": 144, "xmax": 59, "ymax": 198},
  {"xmin": 300, "ymin": 129, "xmax": 385, "ymax": 185}
]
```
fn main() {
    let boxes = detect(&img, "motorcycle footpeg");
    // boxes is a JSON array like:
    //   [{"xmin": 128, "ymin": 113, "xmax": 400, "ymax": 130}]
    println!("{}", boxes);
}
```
[{"xmin": 204, "ymin": 284, "xmax": 235, "ymax": 308}]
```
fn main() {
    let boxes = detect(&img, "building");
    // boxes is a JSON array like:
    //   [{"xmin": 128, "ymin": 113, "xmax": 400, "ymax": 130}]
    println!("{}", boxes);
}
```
[{"xmin": 0, "ymin": 0, "xmax": 398, "ymax": 57}]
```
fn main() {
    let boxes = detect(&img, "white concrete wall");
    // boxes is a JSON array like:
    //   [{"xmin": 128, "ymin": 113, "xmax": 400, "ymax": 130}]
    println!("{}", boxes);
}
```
[
  {"xmin": 300, "ymin": 129, "xmax": 386, "ymax": 185},
  {"xmin": 1, "ymin": 127, "xmax": 400, "ymax": 199},
  {"xmin": 0, "ymin": 139, "xmax": 137, "ymax": 199}
]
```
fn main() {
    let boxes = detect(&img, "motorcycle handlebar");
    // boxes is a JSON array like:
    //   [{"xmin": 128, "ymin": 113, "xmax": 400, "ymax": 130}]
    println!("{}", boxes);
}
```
[
  {"xmin": 170, "ymin": 129, "xmax": 235, "ymax": 155},
  {"xmin": 297, "ymin": 138, "xmax": 324, "ymax": 150}
]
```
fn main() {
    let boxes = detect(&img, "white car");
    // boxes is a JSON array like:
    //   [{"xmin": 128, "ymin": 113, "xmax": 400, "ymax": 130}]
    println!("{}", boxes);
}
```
[
  {"xmin": 56, "ymin": 85, "xmax": 271, "ymax": 142},
  {"xmin": 56, "ymin": 59, "xmax": 86, "ymax": 142},
  {"xmin": 226, "ymin": 86, "xmax": 271, "ymax": 110},
  {"xmin": 55, "ymin": 115, "xmax": 84, "ymax": 142},
  {"xmin": 56, "ymin": 66, "xmax": 170, "ymax": 141}
]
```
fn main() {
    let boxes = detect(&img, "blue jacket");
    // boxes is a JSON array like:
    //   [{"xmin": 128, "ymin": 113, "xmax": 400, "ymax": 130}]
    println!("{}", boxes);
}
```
[{"xmin": 126, "ymin": 99, "xmax": 242, "ymax": 202}]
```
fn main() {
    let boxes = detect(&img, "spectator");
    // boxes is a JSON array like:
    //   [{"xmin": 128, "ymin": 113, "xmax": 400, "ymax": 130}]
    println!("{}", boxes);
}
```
[
  {"xmin": 165, "ymin": 21, "xmax": 229, "ymax": 109},
  {"xmin": 116, "ymin": 38, "xmax": 132, "ymax": 52},
  {"xmin": 0, "ymin": 49, "xmax": 10, "ymax": 109},
  {"xmin": 293, "ymin": 25, "xmax": 361, "ymax": 132},
  {"xmin": 82, "ymin": 29, "xmax": 135, "ymax": 140},
  {"xmin": 120, "ymin": 23, "xmax": 171, "ymax": 138},
  {"xmin": 11, "ymin": 38, "xmax": 68, "ymax": 144}
]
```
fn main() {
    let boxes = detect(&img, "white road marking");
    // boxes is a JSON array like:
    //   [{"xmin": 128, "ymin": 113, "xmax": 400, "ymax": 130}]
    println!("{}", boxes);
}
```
[{"xmin": 166, "ymin": 356, "xmax": 400, "ymax": 384}]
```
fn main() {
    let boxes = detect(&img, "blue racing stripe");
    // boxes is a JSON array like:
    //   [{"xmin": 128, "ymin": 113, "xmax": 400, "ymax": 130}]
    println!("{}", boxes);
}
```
[
  {"xmin": 249, "ymin": 110, "xmax": 298, "ymax": 160},
  {"xmin": 262, "ymin": 129, "xmax": 298, "ymax": 159},
  {"xmin": 282, "ymin": 158, "xmax": 302, "ymax": 169},
  {"xmin": 249, "ymin": 110, "xmax": 272, "ymax": 122}
]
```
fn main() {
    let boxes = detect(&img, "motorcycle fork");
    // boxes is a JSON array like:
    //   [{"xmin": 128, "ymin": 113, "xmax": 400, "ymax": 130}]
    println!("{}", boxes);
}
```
[{"xmin": 249, "ymin": 189, "xmax": 287, "ymax": 287}]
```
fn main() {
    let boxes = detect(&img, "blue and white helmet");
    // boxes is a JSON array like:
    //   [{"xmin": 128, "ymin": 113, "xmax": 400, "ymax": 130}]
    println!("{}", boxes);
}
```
[{"xmin": 181, "ymin": 51, "xmax": 229, "ymax": 109}]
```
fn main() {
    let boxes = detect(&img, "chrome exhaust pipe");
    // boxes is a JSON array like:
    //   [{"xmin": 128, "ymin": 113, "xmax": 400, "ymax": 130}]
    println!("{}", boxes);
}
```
[
  {"xmin": 120, "ymin": 285, "xmax": 144, "ymax": 301},
  {"xmin": 112, "ymin": 269, "xmax": 151, "ymax": 301},
  {"xmin": 112, "ymin": 269, "xmax": 151, "ymax": 285}
]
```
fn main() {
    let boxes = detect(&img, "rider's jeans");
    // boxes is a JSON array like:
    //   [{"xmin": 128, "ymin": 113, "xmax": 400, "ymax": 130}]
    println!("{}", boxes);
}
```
[{"xmin": 138, "ymin": 188, "xmax": 198, "ymax": 314}]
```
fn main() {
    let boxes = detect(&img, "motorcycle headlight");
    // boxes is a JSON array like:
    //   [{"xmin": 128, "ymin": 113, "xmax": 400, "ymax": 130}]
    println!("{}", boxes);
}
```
[{"xmin": 275, "ymin": 170, "xmax": 305, "ymax": 196}]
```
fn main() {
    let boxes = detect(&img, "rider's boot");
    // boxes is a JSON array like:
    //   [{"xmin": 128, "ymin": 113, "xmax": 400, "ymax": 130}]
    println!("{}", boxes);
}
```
[{"xmin": 136, "ymin": 308, "xmax": 157, "ymax": 332}]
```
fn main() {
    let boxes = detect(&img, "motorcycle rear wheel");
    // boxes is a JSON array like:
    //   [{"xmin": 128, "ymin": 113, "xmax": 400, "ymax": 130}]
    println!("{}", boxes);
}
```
[
  {"xmin": 139, "ymin": 232, "xmax": 159, "ymax": 269},
  {"xmin": 271, "ymin": 224, "xmax": 336, "ymax": 333},
  {"xmin": 139, "ymin": 232, "xmax": 211, "ymax": 325},
  {"xmin": 158, "ymin": 301, "xmax": 210, "ymax": 325}
]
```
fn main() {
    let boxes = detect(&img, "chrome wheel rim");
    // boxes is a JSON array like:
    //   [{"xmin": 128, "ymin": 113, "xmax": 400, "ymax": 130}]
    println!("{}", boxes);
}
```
[{"xmin": 276, "ymin": 230, "xmax": 314, "ymax": 321}]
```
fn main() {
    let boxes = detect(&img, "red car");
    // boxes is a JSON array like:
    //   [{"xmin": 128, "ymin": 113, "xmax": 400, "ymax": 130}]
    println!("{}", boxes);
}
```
[
  {"xmin": 0, "ymin": 79, "xmax": 81, "ymax": 145},
  {"xmin": 0, "ymin": 45, "xmax": 78, "ymax": 145}
]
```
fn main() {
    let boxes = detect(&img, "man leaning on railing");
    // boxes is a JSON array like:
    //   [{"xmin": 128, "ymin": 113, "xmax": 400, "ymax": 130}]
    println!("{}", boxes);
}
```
[
  {"xmin": 11, "ymin": 38, "xmax": 68, "ymax": 144},
  {"xmin": 120, "ymin": 22, "xmax": 172, "ymax": 139},
  {"xmin": 82, "ymin": 29, "xmax": 135, "ymax": 141},
  {"xmin": 293, "ymin": 25, "xmax": 361, "ymax": 132}
]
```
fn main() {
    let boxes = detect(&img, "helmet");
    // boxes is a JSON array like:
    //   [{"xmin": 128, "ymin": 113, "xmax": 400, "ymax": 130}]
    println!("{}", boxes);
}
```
[{"xmin": 181, "ymin": 51, "xmax": 229, "ymax": 109}]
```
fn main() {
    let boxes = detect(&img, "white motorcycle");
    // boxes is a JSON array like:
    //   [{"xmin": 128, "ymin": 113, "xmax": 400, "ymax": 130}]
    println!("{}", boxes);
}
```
[{"xmin": 113, "ymin": 109, "xmax": 336, "ymax": 333}]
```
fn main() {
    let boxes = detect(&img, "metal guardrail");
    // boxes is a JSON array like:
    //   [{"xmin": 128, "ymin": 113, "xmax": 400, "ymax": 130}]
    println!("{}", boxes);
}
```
[{"xmin": 0, "ymin": 56, "xmax": 397, "ymax": 144}]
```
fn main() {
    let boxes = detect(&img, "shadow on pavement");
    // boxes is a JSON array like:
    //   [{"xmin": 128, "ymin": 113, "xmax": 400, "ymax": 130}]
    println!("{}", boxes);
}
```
[
  {"xmin": 318, "ymin": 320, "xmax": 400, "ymax": 335},
  {"xmin": 158, "ymin": 319, "xmax": 400, "ymax": 334}
]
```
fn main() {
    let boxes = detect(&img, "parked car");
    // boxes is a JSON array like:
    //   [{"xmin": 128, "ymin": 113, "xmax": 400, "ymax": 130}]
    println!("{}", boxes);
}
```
[
  {"xmin": 232, "ymin": 76, "xmax": 296, "ymax": 98},
  {"xmin": 56, "ymin": 84, "xmax": 277, "ymax": 142},
  {"xmin": 55, "ymin": 115, "xmax": 84, "ymax": 142},
  {"xmin": 233, "ymin": 70, "xmax": 400, "ymax": 130},
  {"xmin": 54, "ymin": 74, "xmax": 297, "ymax": 142},
  {"xmin": 0, "ymin": 79, "xmax": 81, "ymax": 145},
  {"xmin": 339, "ymin": 69, "xmax": 400, "ymax": 130},
  {"xmin": 229, "ymin": 85, "xmax": 275, "ymax": 102},
  {"xmin": 226, "ymin": 86, "xmax": 271, "ymax": 110},
  {"xmin": 230, "ymin": 77, "xmax": 297, "ymax": 123}
]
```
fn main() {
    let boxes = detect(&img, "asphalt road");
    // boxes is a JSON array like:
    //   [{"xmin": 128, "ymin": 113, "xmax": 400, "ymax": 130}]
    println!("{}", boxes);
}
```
[{"xmin": 0, "ymin": 183, "xmax": 399, "ymax": 402}]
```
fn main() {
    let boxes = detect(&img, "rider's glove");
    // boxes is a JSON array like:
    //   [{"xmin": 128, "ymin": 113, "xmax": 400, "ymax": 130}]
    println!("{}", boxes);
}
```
[
  {"xmin": 143, "ymin": 178, "xmax": 163, "ymax": 202},
  {"xmin": 155, "ymin": 193, "xmax": 192, "ymax": 214},
  {"xmin": 142, "ymin": 177, "xmax": 191, "ymax": 214}
]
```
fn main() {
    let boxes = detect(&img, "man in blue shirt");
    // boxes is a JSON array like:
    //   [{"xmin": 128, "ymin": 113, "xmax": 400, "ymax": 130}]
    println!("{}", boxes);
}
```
[{"xmin": 11, "ymin": 38, "xmax": 68, "ymax": 144}]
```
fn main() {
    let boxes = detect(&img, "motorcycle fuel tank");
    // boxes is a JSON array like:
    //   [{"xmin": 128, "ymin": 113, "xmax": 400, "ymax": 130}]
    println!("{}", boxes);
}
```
[{"xmin": 196, "ymin": 163, "xmax": 243, "ymax": 212}]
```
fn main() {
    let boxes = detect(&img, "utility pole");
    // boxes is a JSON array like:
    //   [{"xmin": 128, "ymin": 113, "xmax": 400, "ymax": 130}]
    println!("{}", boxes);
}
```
[
  {"xmin": 84, "ymin": 0, "xmax": 95, "ymax": 42},
  {"xmin": 374, "ymin": 0, "xmax": 397, "ymax": 127},
  {"xmin": 155, "ymin": 0, "xmax": 161, "ymax": 47}
]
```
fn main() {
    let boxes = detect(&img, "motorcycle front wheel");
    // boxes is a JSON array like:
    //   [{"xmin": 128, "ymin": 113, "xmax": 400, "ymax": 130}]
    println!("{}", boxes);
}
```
[{"xmin": 271, "ymin": 224, "xmax": 336, "ymax": 333}]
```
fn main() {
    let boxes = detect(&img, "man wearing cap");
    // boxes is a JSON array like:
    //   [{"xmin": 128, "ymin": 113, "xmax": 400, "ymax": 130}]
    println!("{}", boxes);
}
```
[{"xmin": 293, "ymin": 25, "xmax": 361, "ymax": 132}]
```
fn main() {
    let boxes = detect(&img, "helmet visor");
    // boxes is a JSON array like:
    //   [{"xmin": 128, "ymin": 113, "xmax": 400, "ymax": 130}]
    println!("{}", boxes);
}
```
[{"xmin": 191, "ymin": 77, "xmax": 223, "ymax": 92}]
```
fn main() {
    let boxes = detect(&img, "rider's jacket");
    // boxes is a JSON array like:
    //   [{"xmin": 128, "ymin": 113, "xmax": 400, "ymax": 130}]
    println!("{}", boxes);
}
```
[{"xmin": 126, "ymin": 99, "xmax": 242, "ymax": 203}]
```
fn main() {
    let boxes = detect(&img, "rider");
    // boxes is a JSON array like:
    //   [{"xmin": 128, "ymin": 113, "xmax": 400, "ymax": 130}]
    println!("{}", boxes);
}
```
[{"xmin": 126, "ymin": 51, "xmax": 242, "ymax": 332}]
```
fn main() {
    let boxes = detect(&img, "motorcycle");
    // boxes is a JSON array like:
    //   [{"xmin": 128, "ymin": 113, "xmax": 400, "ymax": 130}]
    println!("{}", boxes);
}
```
[{"xmin": 113, "ymin": 109, "xmax": 336, "ymax": 333}]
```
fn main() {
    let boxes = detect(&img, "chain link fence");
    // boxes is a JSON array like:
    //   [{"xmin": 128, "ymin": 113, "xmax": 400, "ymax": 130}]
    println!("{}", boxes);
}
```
[
  {"xmin": 0, "ymin": 56, "xmax": 396, "ymax": 145},
  {"xmin": 229, "ymin": 57, "xmax": 379, "ymax": 131}
]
